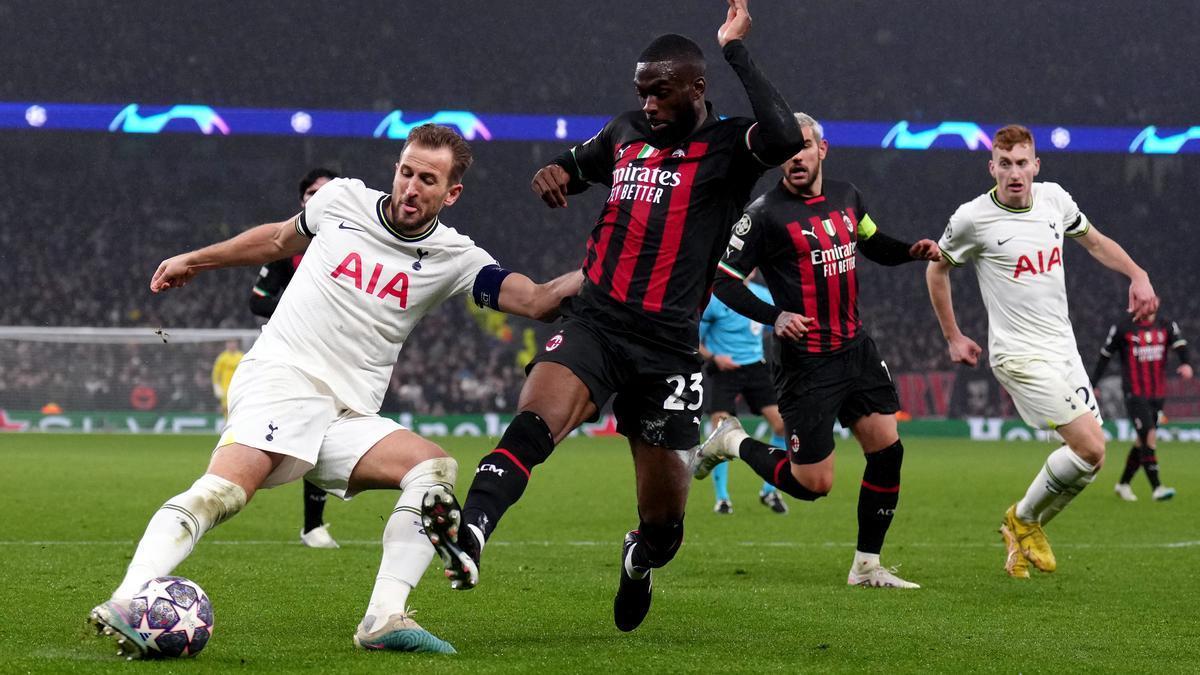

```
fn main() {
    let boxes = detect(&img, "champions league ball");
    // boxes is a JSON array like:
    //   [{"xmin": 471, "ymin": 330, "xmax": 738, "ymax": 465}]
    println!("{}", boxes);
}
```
[{"xmin": 128, "ymin": 576, "xmax": 214, "ymax": 658}]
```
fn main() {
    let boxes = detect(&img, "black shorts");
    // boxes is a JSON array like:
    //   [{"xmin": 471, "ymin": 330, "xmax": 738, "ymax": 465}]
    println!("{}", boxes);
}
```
[
  {"xmin": 1126, "ymin": 396, "xmax": 1164, "ymax": 435},
  {"xmin": 706, "ymin": 361, "xmax": 778, "ymax": 415},
  {"xmin": 775, "ymin": 335, "xmax": 899, "ymax": 465},
  {"xmin": 528, "ymin": 317, "xmax": 703, "ymax": 449}
]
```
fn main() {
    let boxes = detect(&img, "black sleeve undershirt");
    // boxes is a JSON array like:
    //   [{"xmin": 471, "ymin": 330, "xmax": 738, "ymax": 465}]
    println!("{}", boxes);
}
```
[
  {"xmin": 722, "ymin": 40, "xmax": 804, "ymax": 166},
  {"xmin": 713, "ymin": 274, "xmax": 781, "ymax": 327},
  {"xmin": 858, "ymin": 231, "xmax": 915, "ymax": 266}
]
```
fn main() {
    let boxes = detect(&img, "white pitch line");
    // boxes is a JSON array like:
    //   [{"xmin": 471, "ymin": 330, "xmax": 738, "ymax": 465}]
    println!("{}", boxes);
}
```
[{"xmin": 1, "ymin": 539, "xmax": 1198, "ymax": 549}]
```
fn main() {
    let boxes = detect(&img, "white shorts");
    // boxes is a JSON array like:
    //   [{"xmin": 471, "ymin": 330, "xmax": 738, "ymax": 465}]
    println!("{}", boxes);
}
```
[
  {"xmin": 991, "ymin": 354, "xmax": 1102, "ymax": 430},
  {"xmin": 217, "ymin": 359, "xmax": 404, "ymax": 499}
]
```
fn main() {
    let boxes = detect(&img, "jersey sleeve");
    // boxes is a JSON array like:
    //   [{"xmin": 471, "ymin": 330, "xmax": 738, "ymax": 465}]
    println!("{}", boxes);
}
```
[
  {"xmin": 554, "ymin": 117, "xmax": 617, "ymax": 189},
  {"xmin": 717, "ymin": 200, "xmax": 769, "ymax": 281},
  {"xmin": 849, "ymin": 184, "xmax": 880, "ymax": 240},
  {"xmin": 1051, "ymin": 183, "xmax": 1091, "ymax": 238},
  {"xmin": 937, "ymin": 203, "xmax": 980, "ymax": 267},
  {"xmin": 1099, "ymin": 322, "xmax": 1122, "ymax": 358},
  {"xmin": 451, "ymin": 245, "xmax": 501, "ymax": 298},
  {"xmin": 1168, "ymin": 318, "xmax": 1188, "ymax": 349},
  {"xmin": 249, "ymin": 258, "xmax": 293, "ymax": 318},
  {"xmin": 296, "ymin": 177, "xmax": 345, "ymax": 237},
  {"xmin": 699, "ymin": 300, "xmax": 720, "ymax": 344}
]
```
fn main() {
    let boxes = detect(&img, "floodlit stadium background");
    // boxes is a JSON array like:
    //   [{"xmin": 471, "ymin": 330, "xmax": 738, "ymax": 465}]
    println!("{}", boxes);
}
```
[{"xmin": 1, "ymin": 0, "xmax": 1197, "ymax": 434}]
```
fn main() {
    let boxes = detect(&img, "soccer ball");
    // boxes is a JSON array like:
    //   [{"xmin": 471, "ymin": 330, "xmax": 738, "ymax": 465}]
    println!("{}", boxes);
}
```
[{"xmin": 128, "ymin": 576, "xmax": 214, "ymax": 658}]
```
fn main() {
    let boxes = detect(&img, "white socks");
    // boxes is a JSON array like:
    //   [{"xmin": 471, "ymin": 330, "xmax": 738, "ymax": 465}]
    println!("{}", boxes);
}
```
[
  {"xmin": 1016, "ymin": 446, "xmax": 1096, "ymax": 524},
  {"xmin": 364, "ymin": 456, "xmax": 456, "ymax": 633},
  {"xmin": 853, "ymin": 551, "xmax": 881, "ymax": 571},
  {"xmin": 112, "ymin": 473, "xmax": 246, "ymax": 600}
]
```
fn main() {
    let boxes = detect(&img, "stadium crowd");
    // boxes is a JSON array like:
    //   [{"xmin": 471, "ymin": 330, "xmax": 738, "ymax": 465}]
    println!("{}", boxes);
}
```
[{"xmin": 2, "ymin": 1, "xmax": 1197, "ymax": 416}]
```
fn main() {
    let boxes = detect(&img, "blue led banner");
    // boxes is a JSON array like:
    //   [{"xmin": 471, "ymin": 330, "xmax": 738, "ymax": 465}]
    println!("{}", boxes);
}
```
[{"xmin": 2, "ymin": 101, "xmax": 1197, "ymax": 155}]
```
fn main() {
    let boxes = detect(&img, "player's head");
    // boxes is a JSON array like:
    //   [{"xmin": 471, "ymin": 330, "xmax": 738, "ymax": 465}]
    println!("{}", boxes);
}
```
[
  {"xmin": 780, "ymin": 112, "xmax": 827, "ymax": 196},
  {"xmin": 989, "ymin": 125, "xmax": 1040, "ymax": 207},
  {"xmin": 635, "ymin": 34, "xmax": 707, "ymax": 146},
  {"xmin": 391, "ymin": 123, "xmax": 472, "ymax": 230},
  {"xmin": 298, "ymin": 168, "xmax": 339, "ymax": 207},
  {"xmin": 224, "ymin": 338, "xmax": 240, "ymax": 351}
]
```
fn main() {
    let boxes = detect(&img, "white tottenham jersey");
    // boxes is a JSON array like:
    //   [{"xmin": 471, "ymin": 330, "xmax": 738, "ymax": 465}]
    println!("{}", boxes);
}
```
[
  {"xmin": 937, "ymin": 182, "xmax": 1090, "ymax": 365},
  {"xmin": 245, "ymin": 178, "xmax": 496, "ymax": 413}
]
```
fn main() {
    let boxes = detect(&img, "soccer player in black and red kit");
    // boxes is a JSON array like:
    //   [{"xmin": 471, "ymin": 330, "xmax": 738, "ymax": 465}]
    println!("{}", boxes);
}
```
[
  {"xmin": 420, "ymin": 0, "xmax": 804, "ymax": 632},
  {"xmin": 696, "ymin": 112, "xmax": 940, "ymax": 588},
  {"xmin": 1093, "ymin": 312, "xmax": 1192, "ymax": 501}
]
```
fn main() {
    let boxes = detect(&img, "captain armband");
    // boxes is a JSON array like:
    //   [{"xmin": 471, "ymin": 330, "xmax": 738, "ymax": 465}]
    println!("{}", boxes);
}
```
[{"xmin": 472, "ymin": 264, "xmax": 513, "ymax": 310}]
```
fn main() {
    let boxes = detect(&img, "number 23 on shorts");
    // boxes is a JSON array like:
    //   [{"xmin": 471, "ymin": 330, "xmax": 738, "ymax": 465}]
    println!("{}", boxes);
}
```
[{"xmin": 663, "ymin": 372, "xmax": 704, "ymax": 411}]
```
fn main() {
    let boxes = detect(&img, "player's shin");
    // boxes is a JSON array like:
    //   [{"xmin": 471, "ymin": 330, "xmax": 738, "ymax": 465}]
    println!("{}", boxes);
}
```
[
  {"xmin": 462, "ymin": 411, "xmax": 555, "ymax": 540},
  {"xmin": 1140, "ymin": 446, "xmax": 1162, "ymax": 489},
  {"xmin": 1119, "ymin": 446, "xmax": 1141, "ymax": 484},
  {"xmin": 736, "ymin": 437, "xmax": 824, "ymax": 501},
  {"xmin": 112, "ymin": 474, "xmax": 246, "ymax": 599},
  {"xmin": 1017, "ymin": 446, "xmax": 1096, "ymax": 523},
  {"xmin": 1039, "ymin": 465, "xmax": 1096, "ymax": 525},
  {"xmin": 364, "ymin": 457, "xmax": 456, "ymax": 630},
  {"xmin": 857, "ymin": 441, "xmax": 903, "ymax": 555}
]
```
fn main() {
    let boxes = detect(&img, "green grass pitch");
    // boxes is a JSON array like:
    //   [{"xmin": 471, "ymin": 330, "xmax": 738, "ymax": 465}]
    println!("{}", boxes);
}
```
[{"xmin": 1, "ymin": 432, "xmax": 1196, "ymax": 673}]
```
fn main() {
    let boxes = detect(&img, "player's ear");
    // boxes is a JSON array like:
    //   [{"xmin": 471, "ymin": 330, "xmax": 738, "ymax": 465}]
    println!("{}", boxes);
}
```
[
  {"xmin": 443, "ymin": 183, "xmax": 463, "ymax": 207},
  {"xmin": 1032, "ymin": 157, "xmax": 1041, "ymax": 176},
  {"xmin": 691, "ymin": 76, "xmax": 706, "ymax": 100},
  {"xmin": 818, "ymin": 138, "xmax": 829, "ymax": 160}
]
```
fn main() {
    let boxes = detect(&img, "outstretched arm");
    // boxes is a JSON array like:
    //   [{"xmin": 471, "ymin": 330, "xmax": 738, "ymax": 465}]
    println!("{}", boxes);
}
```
[
  {"xmin": 859, "ymin": 230, "xmax": 941, "ymax": 266},
  {"xmin": 718, "ymin": 0, "xmax": 804, "ymax": 166},
  {"xmin": 926, "ymin": 258, "xmax": 982, "ymax": 366},
  {"xmin": 713, "ymin": 274, "xmax": 814, "ymax": 342},
  {"xmin": 151, "ymin": 216, "xmax": 309, "ymax": 293},
  {"xmin": 1073, "ymin": 226, "xmax": 1158, "ymax": 320},
  {"xmin": 494, "ymin": 269, "xmax": 584, "ymax": 322}
]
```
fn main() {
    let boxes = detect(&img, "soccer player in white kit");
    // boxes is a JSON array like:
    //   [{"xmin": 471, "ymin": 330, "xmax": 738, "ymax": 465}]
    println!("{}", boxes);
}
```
[
  {"xmin": 88, "ymin": 124, "xmax": 581, "ymax": 656},
  {"xmin": 925, "ymin": 125, "xmax": 1158, "ymax": 579}
]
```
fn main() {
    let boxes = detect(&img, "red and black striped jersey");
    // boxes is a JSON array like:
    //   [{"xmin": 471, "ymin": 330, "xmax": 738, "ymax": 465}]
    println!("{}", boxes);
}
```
[
  {"xmin": 1099, "ymin": 315, "xmax": 1187, "ymax": 398},
  {"xmin": 718, "ymin": 179, "xmax": 879, "ymax": 354},
  {"xmin": 562, "ymin": 106, "xmax": 770, "ymax": 351}
]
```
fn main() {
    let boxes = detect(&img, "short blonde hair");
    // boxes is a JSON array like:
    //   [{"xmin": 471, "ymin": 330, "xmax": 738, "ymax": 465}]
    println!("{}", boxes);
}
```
[{"xmin": 793, "ymin": 112, "xmax": 824, "ymax": 143}]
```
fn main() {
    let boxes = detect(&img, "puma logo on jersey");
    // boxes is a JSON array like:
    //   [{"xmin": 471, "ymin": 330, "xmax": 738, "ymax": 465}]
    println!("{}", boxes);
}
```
[
  {"xmin": 1013, "ymin": 246, "xmax": 1061, "ymax": 278},
  {"xmin": 800, "ymin": 228, "xmax": 818, "ymax": 238},
  {"xmin": 331, "ymin": 252, "xmax": 409, "ymax": 308}
]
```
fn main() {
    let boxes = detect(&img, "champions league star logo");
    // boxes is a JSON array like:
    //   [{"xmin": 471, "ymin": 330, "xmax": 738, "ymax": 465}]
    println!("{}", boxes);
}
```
[
  {"xmin": 373, "ymin": 110, "xmax": 492, "ymax": 141},
  {"xmin": 109, "ymin": 104, "xmax": 231, "ymax": 135}
]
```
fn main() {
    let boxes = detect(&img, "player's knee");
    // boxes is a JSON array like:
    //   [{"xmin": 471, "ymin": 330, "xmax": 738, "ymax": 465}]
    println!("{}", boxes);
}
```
[
  {"xmin": 401, "ymin": 456, "xmax": 457, "ymax": 492},
  {"xmin": 638, "ymin": 519, "xmax": 684, "ymax": 569},
  {"xmin": 790, "ymin": 462, "xmax": 833, "ymax": 497},
  {"xmin": 1069, "ymin": 438, "xmax": 1105, "ymax": 466},
  {"xmin": 499, "ymin": 411, "xmax": 556, "ymax": 469},
  {"xmin": 169, "ymin": 474, "xmax": 247, "ymax": 533}
]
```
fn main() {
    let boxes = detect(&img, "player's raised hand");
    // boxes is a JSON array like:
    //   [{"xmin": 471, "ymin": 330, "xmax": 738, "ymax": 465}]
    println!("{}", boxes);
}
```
[
  {"xmin": 1127, "ymin": 275, "xmax": 1158, "ymax": 321},
  {"xmin": 909, "ymin": 239, "xmax": 941, "ymax": 261},
  {"xmin": 1179, "ymin": 364, "xmax": 1194, "ymax": 380},
  {"xmin": 150, "ymin": 254, "xmax": 197, "ymax": 293},
  {"xmin": 717, "ymin": 0, "xmax": 751, "ymax": 47},
  {"xmin": 531, "ymin": 164, "xmax": 571, "ymax": 209},
  {"xmin": 947, "ymin": 334, "xmax": 983, "ymax": 367},
  {"xmin": 774, "ymin": 310, "xmax": 815, "ymax": 342}
]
